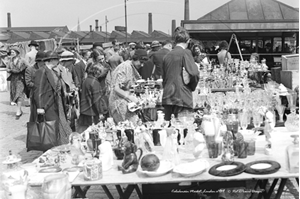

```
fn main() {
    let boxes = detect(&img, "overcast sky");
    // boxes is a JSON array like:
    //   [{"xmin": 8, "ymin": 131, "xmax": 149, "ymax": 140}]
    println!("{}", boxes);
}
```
[{"xmin": 0, "ymin": 0, "xmax": 299, "ymax": 34}]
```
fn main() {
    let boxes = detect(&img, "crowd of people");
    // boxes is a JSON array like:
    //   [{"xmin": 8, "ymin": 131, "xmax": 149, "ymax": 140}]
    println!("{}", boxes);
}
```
[{"xmin": 1, "ymin": 26, "xmax": 274, "ymax": 147}]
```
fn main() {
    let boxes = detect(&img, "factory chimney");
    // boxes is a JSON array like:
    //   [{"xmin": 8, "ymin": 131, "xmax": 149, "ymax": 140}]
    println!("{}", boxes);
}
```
[
  {"xmin": 95, "ymin": 19, "xmax": 99, "ymax": 31},
  {"xmin": 171, "ymin": 20, "xmax": 176, "ymax": 37},
  {"xmin": 7, "ymin": 13, "xmax": 11, "ymax": 28},
  {"xmin": 184, "ymin": 0, "xmax": 190, "ymax": 20},
  {"xmin": 148, "ymin": 13, "xmax": 153, "ymax": 34}
]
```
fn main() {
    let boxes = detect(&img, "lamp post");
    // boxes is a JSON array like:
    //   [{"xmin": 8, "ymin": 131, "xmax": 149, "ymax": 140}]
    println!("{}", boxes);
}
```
[{"xmin": 124, "ymin": 0, "xmax": 128, "ymax": 45}]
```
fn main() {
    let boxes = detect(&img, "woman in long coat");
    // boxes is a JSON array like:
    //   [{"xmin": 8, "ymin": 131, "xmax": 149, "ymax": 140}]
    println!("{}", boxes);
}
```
[
  {"xmin": 25, "ymin": 51, "xmax": 45, "ymax": 122},
  {"xmin": 7, "ymin": 47, "xmax": 28, "ymax": 119},
  {"xmin": 77, "ymin": 63, "xmax": 106, "ymax": 133},
  {"xmin": 34, "ymin": 51, "xmax": 72, "ymax": 145}
]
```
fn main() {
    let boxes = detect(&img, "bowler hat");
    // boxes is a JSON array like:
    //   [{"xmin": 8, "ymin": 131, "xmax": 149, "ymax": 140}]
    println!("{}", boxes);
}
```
[
  {"xmin": 60, "ymin": 51, "xmax": 74, "ymax": 61},
  {"xmin": 28, "ymin": 40, "xmax": 39, "ymax": 47},
  {"xmin": 35, "ymin": 51, "xmax": 46, "ymax": 62},
  {"xmin": 151, "ymin": 41, "xmax": 160, "ymax": 48},
  {"xmin": 43, "ymin": 51, "xmax": 59, "ymax": 61}
]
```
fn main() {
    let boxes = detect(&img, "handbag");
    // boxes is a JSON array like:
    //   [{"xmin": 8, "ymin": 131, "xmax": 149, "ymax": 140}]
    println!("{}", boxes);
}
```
[{"xmin": 26, "ymin": 115, "xmax": 58, "ymax": 152}]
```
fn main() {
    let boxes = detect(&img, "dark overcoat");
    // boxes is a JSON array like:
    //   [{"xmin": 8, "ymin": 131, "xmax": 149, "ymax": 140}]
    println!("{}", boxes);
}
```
[
  {"xmin": 33, "ymin": 66, "xmax": 68, "ymax": 121},
  {"xmin": 80, "ymin": 75, "xmax": 103, "ymax": 116},
  {"xmin": 151, "ymin": 48, "xmax": 170, "ymax": 79},
  {"xmin": 162, "ymin": 46, "xmax": 199, "ymax": 109}
]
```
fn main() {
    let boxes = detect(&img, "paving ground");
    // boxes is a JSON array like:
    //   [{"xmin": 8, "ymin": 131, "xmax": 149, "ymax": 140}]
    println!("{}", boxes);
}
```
[{"xmin": 0, "ymin": 90, "xmax": 298, "ymax": 199}]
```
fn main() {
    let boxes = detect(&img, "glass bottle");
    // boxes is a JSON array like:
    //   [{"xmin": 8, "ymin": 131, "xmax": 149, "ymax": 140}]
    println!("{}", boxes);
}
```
[{"xmin": 286, "ymin": 135, "xmax": 299, "ymax": 173}]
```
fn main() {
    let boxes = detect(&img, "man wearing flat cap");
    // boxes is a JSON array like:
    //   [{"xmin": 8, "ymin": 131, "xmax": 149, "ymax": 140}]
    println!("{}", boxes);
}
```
[
  {"xmin": 108, "ymin": 49, "xmax": 148, "ymax": 124},
  {"xmin": 25, "ymin": 40, "xmax": 39, "ymax": 67}
]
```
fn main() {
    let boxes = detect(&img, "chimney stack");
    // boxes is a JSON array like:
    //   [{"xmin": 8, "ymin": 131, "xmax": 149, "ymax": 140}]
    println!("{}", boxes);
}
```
[
  {"xmin": 148, "ymin": 13, "xmax": 153, "ymax": 34},
  {"xmin": 184, "ymin": 0, "xmax": 190, "ymax": 20},
  {"xmin": 95, "ymin": 19, "xmax": 99, "ymax": 31},
  {"xmin": 171, "ymin": 20, "xmax": 176, "ymax": 37},
  {"xmin": 7, "ymin": 13, "xmax": 11, "ymax": 28},
  {"xmin": 100, "ymin": 26, "xmax": 102, "ymax": 32},
  {"xmin": 90, "ymin": 25, "xmax": 93, "ymax": 32}
]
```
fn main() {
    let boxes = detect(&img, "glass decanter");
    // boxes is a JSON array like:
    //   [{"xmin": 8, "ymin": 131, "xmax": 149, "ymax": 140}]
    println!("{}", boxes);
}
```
[
  {"xmin": 285, "ymin": 107, "xmax": 299, "ymax": 132},
  {"xmin": 286, "ymin": 135, "xmax": 299, "ymax": 173}
]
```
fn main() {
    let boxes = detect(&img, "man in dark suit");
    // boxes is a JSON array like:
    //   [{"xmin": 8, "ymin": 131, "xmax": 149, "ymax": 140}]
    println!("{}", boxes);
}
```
[
  {"xmin": 151, "ymin": 40, "xmax": 173, "ymax": 80},
  {"xmin": 162, "ymin": 27, "xmax": 199, "ymax": 121}
]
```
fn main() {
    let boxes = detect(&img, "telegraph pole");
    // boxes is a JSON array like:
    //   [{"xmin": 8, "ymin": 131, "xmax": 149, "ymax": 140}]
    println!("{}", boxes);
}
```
[
  {"xmin": 124, "ymin": 0, "xmax": 128, "ymax": 44},
  {"xmin": 105, "ymin": 16, "xmax": 108, "ymax": 42}
]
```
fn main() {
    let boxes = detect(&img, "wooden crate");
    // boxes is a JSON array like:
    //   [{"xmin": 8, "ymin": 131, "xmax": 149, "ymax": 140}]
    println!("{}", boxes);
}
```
[
  {"xmin": 281, "ymin": 54, "xmax": 299, "ymax": 71},
  {"xmin": 280, "ymin": 70, "xmax": 299, "ymax": 90}
]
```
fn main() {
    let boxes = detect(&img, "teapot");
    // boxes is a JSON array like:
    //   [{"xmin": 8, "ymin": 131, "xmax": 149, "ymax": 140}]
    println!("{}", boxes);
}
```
[{"xmin": 118, "ymin": 141, "xmax": 143, "ymax": 174}]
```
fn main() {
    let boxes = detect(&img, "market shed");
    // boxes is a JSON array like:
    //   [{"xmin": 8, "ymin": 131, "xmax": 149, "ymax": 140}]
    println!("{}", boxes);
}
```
[{"xmin": 181, "ymin": 0, "xmax": 299, "ymax": 50}]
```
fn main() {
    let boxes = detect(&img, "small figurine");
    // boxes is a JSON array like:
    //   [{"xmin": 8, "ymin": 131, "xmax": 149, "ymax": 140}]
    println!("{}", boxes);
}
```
[{"xmin": 118, "ymin": 141, "xmax": 143, "ymax": 174}]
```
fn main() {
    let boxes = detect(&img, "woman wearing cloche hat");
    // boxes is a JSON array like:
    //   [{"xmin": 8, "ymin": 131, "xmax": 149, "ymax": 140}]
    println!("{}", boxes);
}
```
[
  {"xmin": 7, "ymin": 46, "xmax": 29, "ymax": 119},
  {"xmin": 108, "ymin": 49, "xmax": 148, "ymax": 124},
  {"xmin": 25, "ymin": 51, "xmax": 45, "ymax": 122},
  {"xmin": 33, "ymin": 50, "xmax": 72, "ymax": 146}
]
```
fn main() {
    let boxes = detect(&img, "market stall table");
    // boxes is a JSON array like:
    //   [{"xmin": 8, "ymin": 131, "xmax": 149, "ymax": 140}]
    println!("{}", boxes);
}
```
[{"xmin": 26, "ymin": 127, "xmax": 298, "ymax": 199}]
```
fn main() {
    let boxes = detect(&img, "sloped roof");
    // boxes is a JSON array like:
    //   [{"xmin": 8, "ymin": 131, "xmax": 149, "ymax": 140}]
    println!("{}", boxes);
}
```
[
  {"xmin": 182, "ymin": 0, "xmax": 299, "ymax": 33},
  {"xmin": 151, "ymin": 30, "xmax": 171, "ymax": 38},
  {"xmin": 12, "ymin": 32, "xmax": 30, "ymax": 39},
  {"xmin": 0, "ymin": 33, "xmax": 10, "ymax": 41},
  {"xmin": 0, "ymin": 26, "xmax": 69, "ymax": 33},
  {"xmin": 30, "ymin": 32, "xmax": 50, "ymax": 39},
  {"xmin": 49, "ymin": 31, "xmax": 68, "ymax": 38},
  {"xmin": 198, "ymin": 0, "xmax": 298, "ymax": 21},
  {"xmin": 70, "ymin": 31, "xmax": 92, "ymax": 38},
  {"xmin": 131, "ymin": 30, "xmax": 151, "ymax": 38},
  {"xmin": 92, "ymin": 31, "xmax": 109, "ymax": 38},
  {"xmin": 111, "ymin": 30, "xmax": 131, "ymax": 38}
]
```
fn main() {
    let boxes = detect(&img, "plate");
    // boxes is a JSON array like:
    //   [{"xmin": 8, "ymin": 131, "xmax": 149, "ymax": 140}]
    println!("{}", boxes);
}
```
[
  {"xmin": 51, "ymin": 145, "xmax": 71, "ymax": 153},
  {"xmin": 63, "ymin": 166, "xmax": 83, "ymax": 172},
  {"xmin": 39, "ymin": 167, "xmax": 62, "ymax": 173},
  {"xmin": 244, "ymin": 160, "xmax": 281, "ymax": 175},
  {"xmin": 138, "ymin": 161, "xmax": 173, "ymax": 177},
  {"xmin": 2, "ymin": 158, "xmax": 21, "ymax": 164},
  {"xmin": 208, "ymin": 161, "xmax": 245, "ymax": 177},
  {"xmin": 173, "ymin": 159, "xmax": 209, "ymax": 177}
]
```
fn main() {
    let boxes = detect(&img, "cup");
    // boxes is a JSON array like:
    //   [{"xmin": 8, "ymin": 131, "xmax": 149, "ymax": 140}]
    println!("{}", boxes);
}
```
[{"xmin": 84, "ymin": 159, "xmax": 103, "ymax": 181}]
